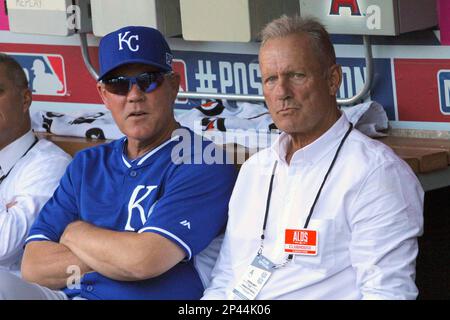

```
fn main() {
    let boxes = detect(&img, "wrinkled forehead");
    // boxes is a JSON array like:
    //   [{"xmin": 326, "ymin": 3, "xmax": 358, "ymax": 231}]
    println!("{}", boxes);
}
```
[
  {"xmin": 259, "ymin": 33, "xmax": 316, "ymax": 59},
  {"xmin": 258, "ymin": 34, "xmax": 325, "ymax": 74}
]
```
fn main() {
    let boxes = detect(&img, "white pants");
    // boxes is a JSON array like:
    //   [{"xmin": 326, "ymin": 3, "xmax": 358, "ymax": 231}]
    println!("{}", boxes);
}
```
[{"xmin": 0, "ymin": 270, "xmax": 68, "ymax": 300}]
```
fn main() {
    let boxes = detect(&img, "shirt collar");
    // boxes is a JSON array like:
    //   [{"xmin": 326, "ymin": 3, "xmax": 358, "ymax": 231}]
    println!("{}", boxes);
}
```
[
  {"xmin": 0, "ymin": 130, "xmax": 36, "ymax": 176},
  {"xmin": 120, "ymin": 135, "xmax": 180, "ymax": 169},
  {"xmin": 271, "ymin": 113, "xmax": 350, "ymax": 166}
]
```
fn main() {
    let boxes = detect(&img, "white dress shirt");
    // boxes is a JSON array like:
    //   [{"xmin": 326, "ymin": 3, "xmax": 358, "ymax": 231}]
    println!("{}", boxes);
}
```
[
  {"xmin": 203, "ymin": 114, "xmax": 424, "ymax": 300},
  {"xmin": 0, "ymin": 130, "xmax": 71, "ymax": 275}
]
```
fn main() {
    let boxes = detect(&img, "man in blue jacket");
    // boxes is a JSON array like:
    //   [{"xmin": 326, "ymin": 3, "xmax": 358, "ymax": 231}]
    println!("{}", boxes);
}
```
[{"xmin": 0, "ymin": 26, "xmax": 237, "ymax": 300}]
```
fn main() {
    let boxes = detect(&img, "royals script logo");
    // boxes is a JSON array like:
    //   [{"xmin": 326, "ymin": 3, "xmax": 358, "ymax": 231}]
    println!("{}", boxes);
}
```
[{"xmin": 125, "ymin": 185, "xmax": 158, "ymax": 231}]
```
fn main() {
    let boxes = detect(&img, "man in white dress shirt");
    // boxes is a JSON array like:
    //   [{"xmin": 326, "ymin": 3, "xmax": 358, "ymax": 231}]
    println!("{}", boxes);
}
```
[
  {"xmin": 203, "ymin": 16, "xmax": 424, "ymax": 300},
  {"xmin": 0, "ymin": 53, "xmax": 71, "ymax": 275}
]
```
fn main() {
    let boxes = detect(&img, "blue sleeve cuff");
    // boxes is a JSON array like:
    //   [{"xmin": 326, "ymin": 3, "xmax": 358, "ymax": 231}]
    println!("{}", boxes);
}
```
[
  {"xmin": 138, "ymin": 226, "xmax": 192, "ymax": 260},
  {"xmin": 25, "ymin": 234, "xmax": 53, "ymax": 245}
]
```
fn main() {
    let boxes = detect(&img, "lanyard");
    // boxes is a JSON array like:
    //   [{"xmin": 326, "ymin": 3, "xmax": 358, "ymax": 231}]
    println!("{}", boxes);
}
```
[
  {"xmin": 258, "ymin": 122, "xmax": 353, "ymax": 268},
  {"xmin": 0, "ymin": 137, "xmax": 39, "ymax": 184}
]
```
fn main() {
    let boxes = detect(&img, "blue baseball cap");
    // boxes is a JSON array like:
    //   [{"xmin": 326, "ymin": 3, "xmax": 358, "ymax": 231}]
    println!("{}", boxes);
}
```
[{"xmin": 98, "ymin": 26, "xmax": 173, "ymax": 81}]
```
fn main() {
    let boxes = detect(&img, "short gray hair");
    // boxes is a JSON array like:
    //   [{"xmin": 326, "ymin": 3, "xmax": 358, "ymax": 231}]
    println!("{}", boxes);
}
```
[
  {"xmin": 260, "ymin": 15, "xmax": 336, "ymax": 69},
  {"xmin": 0, "ymin": 53, "xmax": 29, "ymax": 89}
]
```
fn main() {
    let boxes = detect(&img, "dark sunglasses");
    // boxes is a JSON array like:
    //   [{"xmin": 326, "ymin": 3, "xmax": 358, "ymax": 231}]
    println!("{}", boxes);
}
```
[{"xmin": 101, "ymin": 71, "xmax": 170, "ymax": 96}]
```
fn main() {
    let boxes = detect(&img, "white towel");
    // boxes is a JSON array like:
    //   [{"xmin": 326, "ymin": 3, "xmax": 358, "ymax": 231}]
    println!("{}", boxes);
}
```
[
  {"xmin": 341, "ymin": 101, "xmax": 389, "ymax": 137},
  {"xmin": 31, "ymin": 110, "xmax": 123, "ymax": 140},
  {"xmin": 31, "ymin": 100, "xmax": 389, "ymax": 147}
]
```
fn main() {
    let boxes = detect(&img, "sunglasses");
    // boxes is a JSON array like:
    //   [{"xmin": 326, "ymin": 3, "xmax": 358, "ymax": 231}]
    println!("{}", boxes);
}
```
[{"xmin": 101, "ymin": 71, "xmax": 170, "ymax": 96}]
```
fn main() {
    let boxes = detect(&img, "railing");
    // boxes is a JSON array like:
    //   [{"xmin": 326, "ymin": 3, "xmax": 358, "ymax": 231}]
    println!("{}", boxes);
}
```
[{"xmin": 79, "ymin": 34, "xmax": 374, "ymax": 106}]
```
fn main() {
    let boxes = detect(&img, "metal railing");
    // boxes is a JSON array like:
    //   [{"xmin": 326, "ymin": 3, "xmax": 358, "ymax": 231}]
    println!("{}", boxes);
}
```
[
  {"xmin": 336, "ymin": 35, "xmax": 374, "ymax": 105},
  {"xmin": 79, "ymin": 34, "xmax": 374, "ymax": 106},
  {"xmin": 79, "ymin": 33, "xmax": 99, "ymax": 80}
]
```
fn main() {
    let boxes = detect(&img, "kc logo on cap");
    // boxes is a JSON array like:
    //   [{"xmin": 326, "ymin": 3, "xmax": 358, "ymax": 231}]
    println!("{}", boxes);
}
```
[
  {"xmin": 98, "ymin": 26, "xmax": 173, "ymax": 81},
  {"xmin": 118, "ymin": 31, "xmax": 140, "ymax": 52}
]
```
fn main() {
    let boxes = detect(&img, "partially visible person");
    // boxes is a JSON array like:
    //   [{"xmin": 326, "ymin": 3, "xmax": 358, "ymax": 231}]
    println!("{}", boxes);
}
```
[
  {"xmin": 0, "ymin": 26, "xmax": 237, "ymax": 300},
  {"xmin": 203, "ymin": 16, "xmax": 424, "ymax": 300},
  {"xmin": 0, "ymin": 53, "xmax": 71, "ymax": 276}
]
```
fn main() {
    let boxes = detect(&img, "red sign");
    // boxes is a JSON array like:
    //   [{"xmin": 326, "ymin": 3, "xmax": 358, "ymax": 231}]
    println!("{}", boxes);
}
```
[
  {"xmin": 394, "ymin": 59, "xmax": 450, "ymax": 122},
  {"xmin": 173, "ymin": 59, "xmax": 188, "ymax": 104}
]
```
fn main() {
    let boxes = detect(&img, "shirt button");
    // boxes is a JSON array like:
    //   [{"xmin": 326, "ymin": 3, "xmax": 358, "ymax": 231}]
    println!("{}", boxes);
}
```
[
  {"xmin": 130, "ymin": 171, "xmax": 137, "ymax": 177},
  {"xmin": 86, "ymin": 285, "xmax": 93, "ymax": 292}
]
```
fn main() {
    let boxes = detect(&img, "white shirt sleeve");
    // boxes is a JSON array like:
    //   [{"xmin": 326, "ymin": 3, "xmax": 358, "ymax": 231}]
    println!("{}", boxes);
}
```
[
  {"xmin": 348, "ymin": 160, "xmax": 424, "ymax": 300},
  {"xmin": 201, "ymin": 225, "xmax": 234, "ymax": 300},
  {"xmin": 0, "ymin": 195, "xmax": 47, "ymax": 261},
  {"xmin": 0, "ymin": 148, "xmax": 71, "ymax": 265},
  {"xmin": 202, "ymin": 163, "xmax": 253, "ymax": 300}
]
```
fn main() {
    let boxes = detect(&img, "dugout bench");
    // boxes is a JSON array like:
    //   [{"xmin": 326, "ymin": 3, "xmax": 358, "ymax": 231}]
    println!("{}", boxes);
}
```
[
  {"xmin": 35, "ymin": 131, "xmax": 450, "ymax": 299},
  {"xmin": 35, "ymin": 132, "xmax": 450, "ymax": 191}
]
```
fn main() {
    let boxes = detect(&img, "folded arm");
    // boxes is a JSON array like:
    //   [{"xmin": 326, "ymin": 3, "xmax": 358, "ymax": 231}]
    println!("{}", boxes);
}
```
[
  {"xmin": 21, "ymin": 241, "xmax": 92, "ymax": 290},
  {"xmin": 60, "ymin": 221, "xmax": 186, "ymax": 281}
]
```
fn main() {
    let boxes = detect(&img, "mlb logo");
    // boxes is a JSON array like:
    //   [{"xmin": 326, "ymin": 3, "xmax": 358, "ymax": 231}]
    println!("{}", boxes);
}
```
[
  {"xmin": 173, "ymin": 58, "xmax": 188, "ymax": 104},
  {"xmin": 438, "ymin": 70, "xmax": 450, "ymax": 115},
  {"xmin": 6, "ymin": 53, "xmax": 67, "ymax": 96}
]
